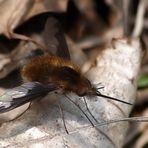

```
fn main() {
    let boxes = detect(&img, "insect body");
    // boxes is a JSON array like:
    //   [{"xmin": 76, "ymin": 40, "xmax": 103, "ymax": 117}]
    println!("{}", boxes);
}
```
[
  {"xmin": 22, "ymin": 55, "xmax": 94, "ymax": 97},
  {"xmin": 0, "ymin": 15, "xmax": 132, "ymax": 114}
]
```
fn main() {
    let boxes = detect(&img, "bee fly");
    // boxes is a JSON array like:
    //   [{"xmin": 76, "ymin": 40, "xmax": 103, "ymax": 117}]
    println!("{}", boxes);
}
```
[
  {"xmin": 21, "ymin": 17, "xmax": 132, "ymax": 105},
  {"xmin": 0, "ymin": 16, "xmax": 132, "ymax": 132}
]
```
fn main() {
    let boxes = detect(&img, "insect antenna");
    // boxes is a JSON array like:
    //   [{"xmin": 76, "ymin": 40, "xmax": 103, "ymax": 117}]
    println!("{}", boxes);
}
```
[
  {"xmin": 96, "ymin": 91, "xmax": 133, "ymax": 105},
  {"xmin": 64, "ymin": 94, "xmax": 95, "ymax": 127}
]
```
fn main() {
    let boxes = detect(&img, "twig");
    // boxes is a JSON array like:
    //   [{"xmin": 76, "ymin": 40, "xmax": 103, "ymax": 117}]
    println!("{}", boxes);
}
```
[
  {"xmin": 122, "ymin": 0, "xmax": 131, "ymax": 36},
  {"xmin": 132, "ymin": 0, "xmax": 147, "ymax": 37}
]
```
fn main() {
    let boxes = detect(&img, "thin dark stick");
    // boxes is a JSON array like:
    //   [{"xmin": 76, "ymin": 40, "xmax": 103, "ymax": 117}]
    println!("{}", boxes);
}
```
[
  {"xmin": 83, "ymin": 97, "xmax": 99, "ymax": 124},
  {"xmin": 132, "ymin": 0, "xmax": 147, "ymax": 37},
  {"xmin": 122, "ymin": 0, "xmax": 130, "ymax": 36},
  {"xmin": 58, "ymin": 103, "xmax": 69, "ymax": 134},
  {"xmin": 65, "ymin": 94, "xmax": 94, "ymax": 127},
  {"xmin": 67, "ymin": 116, "xmax": 148, "ymax": 136},
  {"xmin": 96, "ymin": 91, "xmax": 133, "ymax": 105},
  {"xmin": 94, "ymin": 116, "xmax": 148, "ymax": 127}
]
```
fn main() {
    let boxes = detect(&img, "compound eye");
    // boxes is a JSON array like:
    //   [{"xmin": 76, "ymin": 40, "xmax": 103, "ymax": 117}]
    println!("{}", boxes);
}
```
[
  {"xmin": 86, "ymin": 79, "xmax": 92, "ymax": 88},
  {"xmin": 77, "ymin": 88, "xmax": 87, "ymax": 97}
]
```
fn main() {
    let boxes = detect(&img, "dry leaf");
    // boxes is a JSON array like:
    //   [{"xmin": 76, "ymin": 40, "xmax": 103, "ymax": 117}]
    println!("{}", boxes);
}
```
[
  {"xmin": 0, "ymin": 38, "xmax": 142, "ymax": 148},
  {"xmin": 0, "ymin": 0, "xmax": 34, "ymax": 37}
]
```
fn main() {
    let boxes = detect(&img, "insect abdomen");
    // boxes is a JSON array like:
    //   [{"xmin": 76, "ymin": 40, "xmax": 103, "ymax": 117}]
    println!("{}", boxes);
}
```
[{"xmin": 21, "ymin": 55, "xmax": 80, "ymax": 84}]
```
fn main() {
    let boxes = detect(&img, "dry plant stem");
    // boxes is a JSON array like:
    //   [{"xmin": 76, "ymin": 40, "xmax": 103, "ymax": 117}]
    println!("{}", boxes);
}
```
[
  {"xmin": 66, "ymin": 116, "xmax": 148, "ymax": 134},
  {"xmin": 122, "ymin": 0, "xmax": 130, "ymax": 36},
  {"xmin": 94, "ymin": 116, "xmax": 148, "ymax": 127},
  {"xmin": 132, "ymin": 0, "xmax": 147, "ymax": 37},
  {"xmin": 0, "ymin": 38, "xmax": 142, "ymax": 148}
]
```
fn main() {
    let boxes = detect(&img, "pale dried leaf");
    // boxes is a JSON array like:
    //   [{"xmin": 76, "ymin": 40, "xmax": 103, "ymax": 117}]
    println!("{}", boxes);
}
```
[
  {"xmin": 0, "ymin": 0, "xmax": 33, "ymax": 37},
  {"xmin": 0, "ymin": 38, "xmax": 142, "ymax": 148}
]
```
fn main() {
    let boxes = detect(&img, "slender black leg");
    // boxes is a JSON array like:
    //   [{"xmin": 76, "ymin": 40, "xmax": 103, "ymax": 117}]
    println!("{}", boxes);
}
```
[
  {"xmin": 83, "ymin": 97, "xmax": 99, "ymax": 124},
  {"xmin": 65, "ymin": 94, "xmax": 94, "ymax": 127},
  {"xmin": 58, "ymin": 102, "xmax": 69, "ymax": 134}
]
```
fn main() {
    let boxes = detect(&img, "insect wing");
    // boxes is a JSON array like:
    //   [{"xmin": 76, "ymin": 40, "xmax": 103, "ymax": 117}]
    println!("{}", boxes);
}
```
[
  {"xmin": 0, "ymin": 82, "xmax": 58, "ymax": 113},
  {"xmin": 43, "ymin": 17, "xmax": 71, "ymax": 60}
]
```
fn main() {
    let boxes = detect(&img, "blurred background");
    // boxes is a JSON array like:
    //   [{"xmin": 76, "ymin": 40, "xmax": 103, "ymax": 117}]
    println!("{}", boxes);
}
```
[{"xmin": 0, "ymin": 0, "xmax": 147, "ymax": 147}]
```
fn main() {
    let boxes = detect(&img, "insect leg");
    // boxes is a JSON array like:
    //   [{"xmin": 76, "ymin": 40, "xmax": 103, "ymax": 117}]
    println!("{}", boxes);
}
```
[
  {"xmin": 83, "ymin": 97, "xmax": 99, "ymax": 124},
  {"xmin": 65, "ymin": 94, "xmax": 94, "ymax": 127},
  {"xmin": 58, "ymin": 102, "xmax": 69, "ymax": 134}
]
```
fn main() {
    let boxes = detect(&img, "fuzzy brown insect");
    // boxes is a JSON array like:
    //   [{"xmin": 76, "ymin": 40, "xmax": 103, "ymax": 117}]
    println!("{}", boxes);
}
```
[{"xmin": 0, "ymin": 16, "xmax": 132, "ymax": 116}]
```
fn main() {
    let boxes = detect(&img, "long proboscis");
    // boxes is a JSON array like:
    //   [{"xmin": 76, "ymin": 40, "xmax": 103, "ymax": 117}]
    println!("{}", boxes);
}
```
[{"xmin": 96, "ymin": 91, "xmax": 133, "ymax": 105}]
